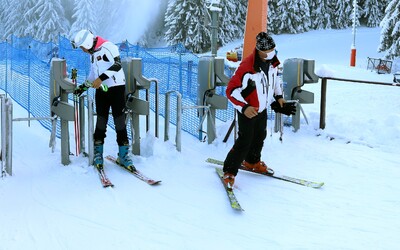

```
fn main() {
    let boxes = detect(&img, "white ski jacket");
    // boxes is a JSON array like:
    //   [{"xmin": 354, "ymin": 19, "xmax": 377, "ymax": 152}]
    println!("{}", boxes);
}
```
[{"xmin": 87, "ymin": 37, "xmax": 126, "ymax": 88}]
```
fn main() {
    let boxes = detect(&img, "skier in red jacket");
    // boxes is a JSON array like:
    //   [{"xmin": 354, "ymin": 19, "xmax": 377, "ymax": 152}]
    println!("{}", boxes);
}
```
[{"xmin": 222, "ymin": 32, "xmax": 296, "ymax": 189}]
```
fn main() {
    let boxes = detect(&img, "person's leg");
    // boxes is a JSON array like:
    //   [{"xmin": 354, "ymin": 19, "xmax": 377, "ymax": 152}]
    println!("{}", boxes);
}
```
[
  {"xmin": 109, "ymin": 85, "xmax": 133, "ymax": 168},
  {"xmin": 244, "ymin": 110, "xmax": 267, "ymax": 164},
  {"xmin": 223, "ymin": 111, "xmax": 257, "ymax": 176},
  {"xmin": 93, "ymin": 89, "xmax": 111, "ymax": 167}
]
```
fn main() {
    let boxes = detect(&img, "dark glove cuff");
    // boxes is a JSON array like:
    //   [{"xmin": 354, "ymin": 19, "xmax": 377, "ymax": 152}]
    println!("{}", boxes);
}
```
[
  {"xmin": 242, "ymin": 104, "xmax": 250, "ymax": 114},
  {"xmin": 274, "ymin": 95, "xmax": 283, "ymax": 101}
]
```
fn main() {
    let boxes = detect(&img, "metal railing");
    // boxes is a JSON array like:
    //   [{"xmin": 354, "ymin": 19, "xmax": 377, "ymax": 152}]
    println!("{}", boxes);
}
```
[
  {"xmin": 319, "ymin": 77, "xmax": 400, "ymax": 129},
  {"xmin": 164, "ymin": 90, "xmax": 213, "ymax": 152}
]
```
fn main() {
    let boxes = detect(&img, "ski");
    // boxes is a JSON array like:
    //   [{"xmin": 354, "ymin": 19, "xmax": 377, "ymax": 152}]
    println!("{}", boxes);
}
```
[
  {"xmin": 96, "ymin": 165, "xmax": 114, "ymax": 188},
  {"xmin": 105, "ymin": 155, "xmax": 161, "ymax": 185},
  {"xmin": 206, "ymin": 158, "xmax": 324, "ymax": 189},
  {"xmin": 215, "ymin": 167, "xmax": 243, "ymax": 211}
]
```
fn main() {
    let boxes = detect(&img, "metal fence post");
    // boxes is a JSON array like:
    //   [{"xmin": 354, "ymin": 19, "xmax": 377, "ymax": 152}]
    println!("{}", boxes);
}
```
[
  {"xmin": 5, "ymin": 98, "xmax": 12, "ymax": 175},
  {"xmin": 1, "ymin": 94, "xmax": 6, "ymax": 176},
  {"xmin": 320, "ymin": 78, "xmax": 327, "ymax": 130},
  {"xmin": 87, "ymin": 96, "xmax": 94, "ymax": 166},
  {"xmin": 1, "ymin": 95, "xmax": 12, "ymax": 176},
  {"xmin": 165, "ymin": 91, "xmax": 182, "ymax": 152}
]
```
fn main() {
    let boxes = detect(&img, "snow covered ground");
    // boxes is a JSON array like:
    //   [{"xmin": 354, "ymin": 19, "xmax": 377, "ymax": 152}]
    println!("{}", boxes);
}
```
[{"xmin": 1, "ymin": 27, "xmax": 399, "ymax": 250}]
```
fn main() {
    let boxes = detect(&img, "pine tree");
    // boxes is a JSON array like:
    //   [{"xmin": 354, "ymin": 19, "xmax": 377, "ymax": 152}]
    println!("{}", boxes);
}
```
[
  {"xmin": 378, "ymin": 0, "xmax": 400, "ymax": 59},
  {"xmin": 219, "ymin": 0, "xmax": 246, "ymax": 46},
  {"xmin": 332, "ymin": 0, "xmax": 360, "ymax": 29},
  {"xmin": 23, "ymin": 0, "xmax": 41, "ymax": 37},
  {"xmin": 165, "ymin": 0, "xmax": 210, "ymax": 53},
  {"xmin": 30, "ymin": 0, "xmax": 70, "ymax": 42},
  {"xmin": 0, "ymin": 0, "xmax": 6, "ymax": 35},
  {"xmin": 164, "ymin": 0, "xmax": 246, "ymax": 53},
  {"xmin": 309, "ymin": 0, "xmax": 333, "ymax": 29},
  {"xmin": 2, "ymin": 0, "xmax": 34, "ymax": 39},
  {"xmin": 267, "ymin": 0, "xmax": 279, "ymax": 34},
  {"xmin": 69, "ymin": 0, "xmax": 97, "ymax": 39},
  {"xmin": 275, "ymin": 0, "xmax": 311, "ymax": 34},
  {"xmin": 363, "ymin": 0, "xmax": 386, "ymax": 27}
]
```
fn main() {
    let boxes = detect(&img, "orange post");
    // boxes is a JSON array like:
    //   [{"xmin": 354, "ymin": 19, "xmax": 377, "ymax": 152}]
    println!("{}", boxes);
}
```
[
  {"xmin": 350, "ymin": 45, "xmax": 356, "ymax": 67},
  {"xmin": 242, "ymin": 0, "xmax": 268, "ymax": 59}
]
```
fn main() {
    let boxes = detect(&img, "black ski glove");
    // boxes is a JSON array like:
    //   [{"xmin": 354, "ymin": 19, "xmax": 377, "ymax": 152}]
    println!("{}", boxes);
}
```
[
  {"xmin": 73, "ymin": 83, "xmax": 89, "ymax": 97},
  {"xmin": 73, "ymin": 80, "xmax": 108, "ymax": 96},
  {"xmin": 270, "ymin": 101, "xmax": 296, "ymax": 116},
  {"xmin": 281, "ymin": 102, "xmax": 297, "ymax": 115}
]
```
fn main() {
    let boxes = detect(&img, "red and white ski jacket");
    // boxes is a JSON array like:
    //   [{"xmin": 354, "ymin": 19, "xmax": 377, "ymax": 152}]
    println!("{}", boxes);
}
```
[
  {"xmin": 226, "ymin": 48, "xmax": 283, "ymax": 114},
  {"xmin": 87, "ymin": 36, "xmax": 126, "ymax": 88}
]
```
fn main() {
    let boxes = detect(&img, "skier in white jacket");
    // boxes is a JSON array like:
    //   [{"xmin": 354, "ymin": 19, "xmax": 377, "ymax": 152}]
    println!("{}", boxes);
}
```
[{"xmin": 72, "ymin": 29, "xmax": 134, "ymax": 171}]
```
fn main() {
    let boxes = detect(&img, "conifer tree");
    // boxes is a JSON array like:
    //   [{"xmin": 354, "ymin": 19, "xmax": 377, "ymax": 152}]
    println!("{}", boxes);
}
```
[
  {"xmin": 165, "ymin": 0, "xmax": 211, "ymax": 53},
  {"xmin": 378, "ymin": 0, "xmax": 400, "ymax": 59},
  {"xmin": 30, "ymin": 0, "xmax": 70, "ymax": 42},
  {"xmin": 69, "ymin": 0, "xmax": 97, "ymax": 39},
  {"xmin": 363, "ymin": 0, "xmax": 386, "ymax": 27},
  {"xmin": 219, "ymin": 0, "xmax": 246, "ymax": 45},
  {"xmin": 332, "ymin": 0, "xmax": 360, "ymax": 29},
  {"xmin": 2, "ymin": 0, "xmax": 35, "ymax": 40},
  {"xmin": 165, "ymin": 0, "xmax": 245, "ymax": 53},
  {"xmin": 267, "ymin": 0, "xmax": 279, "ymax": 34},
  {"xmin": 275, "ymin": 0, "xmax": 311, "ymax": 34},
  {"xmin": 0, "ymin": 0, "xmax": 6, "ymax": 36},
  {"xmin": 309, "ymin": 0, "xmax": 333, "ymax": 29}
]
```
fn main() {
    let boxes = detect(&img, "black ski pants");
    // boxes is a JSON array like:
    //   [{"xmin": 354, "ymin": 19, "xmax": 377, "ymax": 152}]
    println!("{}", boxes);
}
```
[
  {"xmin": 93, "ymin": 85, "xmax": 129, "ymax": 146},
  {"xmin": 223, "ymin": 109, "xmax": 267, "ymax": 176}
]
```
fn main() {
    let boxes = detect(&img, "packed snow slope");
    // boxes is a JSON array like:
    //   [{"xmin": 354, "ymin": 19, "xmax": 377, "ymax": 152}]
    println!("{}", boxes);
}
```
[{"xmin": 1, "ymin": 27, "xmax": 399, "ymax": 250}]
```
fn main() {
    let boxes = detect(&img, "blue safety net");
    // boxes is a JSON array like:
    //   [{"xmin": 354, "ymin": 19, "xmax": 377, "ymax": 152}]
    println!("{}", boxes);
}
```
[{"xmin": 0, "ymin": 35, "xmax": 236, "ymax": 141}]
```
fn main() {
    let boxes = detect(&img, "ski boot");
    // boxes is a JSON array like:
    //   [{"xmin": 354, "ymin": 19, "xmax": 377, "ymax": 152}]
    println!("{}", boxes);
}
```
[
  {"xmin": 223, "ymin": 172, "xmax": 235, "ymax": 190},
  {"xmin": 242, "ymin": 160, "xmax": 269, "ymax": 174},
  {"xmin": 93, "ymin": 141, "xmax": 104, "ymax": 170},
  {"xmin": 116, "ymin": 144, "xmax": 136, "ymax": 172}
]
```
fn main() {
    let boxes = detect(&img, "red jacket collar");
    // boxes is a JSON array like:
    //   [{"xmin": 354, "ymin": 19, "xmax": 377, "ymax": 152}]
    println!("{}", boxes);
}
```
[{"xmin": 94, "ymin": 36, "xmax": 108, "ymax": 50}]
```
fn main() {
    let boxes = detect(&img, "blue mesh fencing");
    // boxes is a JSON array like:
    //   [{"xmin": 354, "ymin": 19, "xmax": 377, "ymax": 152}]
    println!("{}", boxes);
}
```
[{"xmin": 0, "ymin": 35, "xmax": 236, "ymax": 141}]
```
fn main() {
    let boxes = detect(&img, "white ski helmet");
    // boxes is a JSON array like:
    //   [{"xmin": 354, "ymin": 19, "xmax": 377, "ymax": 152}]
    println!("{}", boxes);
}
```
[{"xmin": 72, "ymin": 29, "xmax": 94, "ymax": 50}]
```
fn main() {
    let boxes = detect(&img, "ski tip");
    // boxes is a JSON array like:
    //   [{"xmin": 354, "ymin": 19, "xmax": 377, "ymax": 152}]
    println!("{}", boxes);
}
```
[
  {"xmin": 207, "ymin": 158, "xmax": 224, "ymax": 165},
  {"xmin": 102, "ymin": 182, "xmax": 114, "ymax": 188},
  {"xmin": 234, "ymin": 207, "xmax": 244, "ymax": 212},
  {"xmin": 148, "ymin": 180, "xmax": 162, "ymax": 185},
  {"xmin": 311, "ymin": 182, "xmax": 324, "ymax": 188}
]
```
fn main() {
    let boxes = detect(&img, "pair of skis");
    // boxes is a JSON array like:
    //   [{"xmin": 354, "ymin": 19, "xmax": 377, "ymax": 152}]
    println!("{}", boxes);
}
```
[
  {"xmin": 207, "ymin": 158, "xmax": 324, "ymax": 211},
  {"xmin": 95, "ymin": 156, "xmax": 324, "ymax": 212},
  {"xmin": 96, "ymin": 155, "xmax": 161, "ymax": 188}
]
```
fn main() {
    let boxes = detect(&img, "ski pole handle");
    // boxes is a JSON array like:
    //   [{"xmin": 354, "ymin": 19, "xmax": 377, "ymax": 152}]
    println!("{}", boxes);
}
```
[
  {"xmin": 99, "ymin": 84, "xmax": 108, "ymax": 92},
  {"xmin": 71, "ymin": 68, "xmax": 78, "ymax": 83}
]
